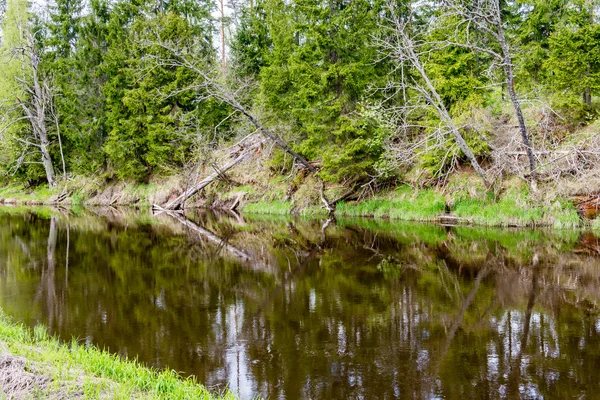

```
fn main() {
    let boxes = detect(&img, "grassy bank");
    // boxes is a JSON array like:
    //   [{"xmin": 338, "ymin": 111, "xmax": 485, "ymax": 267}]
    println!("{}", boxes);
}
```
[
  {"xmin": 0, "ymin": 170, "xmax": 588, "ymax": 228},
  {"xmin": 0, "ymin": 311, "xmax": 233, "ymax": 399},
  {"xmin": 243, "ymin": 179, "xmax": 583, "ymax": 229}
]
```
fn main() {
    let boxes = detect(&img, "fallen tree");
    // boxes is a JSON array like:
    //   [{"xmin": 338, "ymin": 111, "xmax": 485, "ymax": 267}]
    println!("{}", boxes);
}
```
[
  {"xmin": 142, "ymin": 36, "xmax": 337, "ymax": 212},
  {"xmin": 158, "ymin": 135, "xmax": 265, "ymax": 210}
]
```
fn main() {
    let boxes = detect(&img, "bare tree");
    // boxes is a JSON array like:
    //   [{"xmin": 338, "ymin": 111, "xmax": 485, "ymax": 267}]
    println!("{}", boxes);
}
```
[
  {"xmin": 442, "ymin": 0, "xmax": 537, "ymax": 184},
  {"xmin": 0, "ymin": 26, "xmax": 58, "ymax": 187},
  {"xmin": 378, "ymin": 1, "xmax": 491, "ymax": 186}
]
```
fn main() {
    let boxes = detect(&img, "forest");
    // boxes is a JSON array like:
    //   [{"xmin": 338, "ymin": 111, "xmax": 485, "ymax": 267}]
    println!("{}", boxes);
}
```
[{"xmin": 1, "ymin": 0, "xmax": 600, "ymax": 223}]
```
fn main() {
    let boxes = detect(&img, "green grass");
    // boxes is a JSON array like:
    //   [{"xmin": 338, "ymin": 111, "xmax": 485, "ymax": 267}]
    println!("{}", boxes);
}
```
[
  {"xmin": 242, "ymin": 200, "xmax": 292, "ymax": 215},
  {"xmin": 299, "ymin": 205, "xmax": 329, "ymax": 218},
  {"xmin": 0, "ymin": 311, "xmax": 235, "ymax": 399},
  {"xmin": 241, "ymin": 184, "xmax": 583, "ymax": 229},
  {"xmin": 452, "ymin": 186, "xmax": 581, "ymax": 228},
  {"xmin": 0, "ymin": 184, "xmax": 57, "ymax": 204},
  {"xmin": 336, "ymin": 186, "xmax": 446, "ymax": 221},
  {"xmin": 452, "ymin": 197, "xmax": 544, "ymax": 227}
]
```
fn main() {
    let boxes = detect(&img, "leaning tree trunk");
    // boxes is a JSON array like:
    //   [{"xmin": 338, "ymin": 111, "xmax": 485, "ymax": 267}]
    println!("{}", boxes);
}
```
[
  {"xmin": 408, "ymin": 39, "xmax": 490, "ymax": 187},
  {"xmin": 30, "ymin": 37, "xmax": 56, "ymax": 187},
  {"xmin": 152, "ymin": 45, "xmax": 335, "ymax": 211},
  {"xmin": 33, "ymin": 60, "xmax": 56, "ymax": 187},
  {"xmin": 214, "ymin": 84, "xmax": 336, "ymax": 211},
  {"xmin": 161, "ymin": 139, "xmax": 263, "ymax": 210}
]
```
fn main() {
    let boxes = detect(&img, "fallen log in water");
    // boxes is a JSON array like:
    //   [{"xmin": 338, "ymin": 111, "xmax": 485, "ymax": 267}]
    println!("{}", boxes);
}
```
[{"xmin": 158, "ymin": 138, "xmax": 264, "ymax": 210}]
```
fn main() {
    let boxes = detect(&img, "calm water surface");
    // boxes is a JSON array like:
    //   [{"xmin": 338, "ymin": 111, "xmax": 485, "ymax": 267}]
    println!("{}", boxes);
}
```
[{"xmin": 0, "ymin": 207, "xmax": 599, "ymax": 399}]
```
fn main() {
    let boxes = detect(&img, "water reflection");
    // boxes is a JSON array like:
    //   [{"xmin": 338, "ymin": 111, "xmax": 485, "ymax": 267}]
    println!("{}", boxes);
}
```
[{"xmin": 0, "ymin": 207, "xmax": 599, "ymax": 399}]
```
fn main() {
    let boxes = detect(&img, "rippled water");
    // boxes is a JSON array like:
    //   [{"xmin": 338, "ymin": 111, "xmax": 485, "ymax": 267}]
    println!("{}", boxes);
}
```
[{"xmin": 0, "ymin": 207, "xmax": 599, "ymax": 399}]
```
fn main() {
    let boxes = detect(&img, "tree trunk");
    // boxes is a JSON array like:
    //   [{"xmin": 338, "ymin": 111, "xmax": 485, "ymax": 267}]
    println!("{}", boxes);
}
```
[
  {"xmin": 225, "ymin": 91, "xmax": 335, "ymax": 211},
  {"xmin": 228, "ymin": 98, "xmax": 318, "ymax": 174},
  {"xmin": 495, "ymin": 12, "xmax": 536, "ymax": 182},
  {"xmin": 584, "ymin": 87, "xmax": 592, "ymax": 106},
  {"xmin": 220, "ymin": 0, "xmax": 226, "ymax": 70},
  {"xmin": 31, "ymin": 35, "xmax": 57, "ymax": 187},
  {"xmin": 40, "ymin": 138, "xmax": 56, "ymax": 187},
  {"xmin": 410, "ymin": 42, "xmax": 490, "ymax": 186}
]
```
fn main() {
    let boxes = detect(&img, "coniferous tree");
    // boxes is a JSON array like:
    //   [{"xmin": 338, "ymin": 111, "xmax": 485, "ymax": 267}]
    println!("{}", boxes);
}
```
[
  {"xmin": 256, "ymin": 0, "xmax": 389, "ymax": 183},
  {"xmin": 102, "ymin": 1, "xmax": 218, "ymax": 179},
  {"xmin": 231, "ymin": 0, "xmax": 272, "ymax": 78},
  {"xmin": 547, "ymin": 0, "xmax": 600, "ymax": 108}
]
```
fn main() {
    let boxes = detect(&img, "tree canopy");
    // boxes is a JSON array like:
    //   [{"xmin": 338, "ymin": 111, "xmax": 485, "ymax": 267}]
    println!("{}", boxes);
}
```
[{"xmin": 0, "ymin": 0, "xmax": 599, "ymax": 189}]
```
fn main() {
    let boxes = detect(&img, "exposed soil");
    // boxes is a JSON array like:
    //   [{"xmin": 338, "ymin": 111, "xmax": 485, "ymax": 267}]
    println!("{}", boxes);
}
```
[{"xmin": 0, "ymin": 353, "xmax": 85, "ymax": 399}]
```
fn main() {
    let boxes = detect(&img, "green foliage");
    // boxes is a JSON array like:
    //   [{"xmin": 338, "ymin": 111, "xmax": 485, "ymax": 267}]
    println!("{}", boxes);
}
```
[
  {"xmin": 255, "ymin": 0, "xmax": 389, "ymax": 182},
  {"xmin": 231, "ymin": 1, "xmax": 272, "ymax": 77},
  {"xmin": 515, "ymin": 0, "xmax": 566, "ymax": 85},
  {"xmin": 425, "ymin": 15, "xmax": 490, "ymax": 112},
  {"xmin": 44, "ymin": 0, "xmax": 109, "ymax": 174},
  {"xmin": 546, "ymin": 19, "xmax": 600, "ymax": 115},
  {"xmin": 417, "ymin": 113, "xmax": 491, "ymax": 178},
  {"xmin": 102, "ymin": 10, "xmax": 216, "ymax": 179},
  {"xmin": 0, "ymin": 0, "xmax": 32, "ymax": 181},
  {"xmin": 311, "ymin": 116, "xmax": 389, "ymax": 183}
]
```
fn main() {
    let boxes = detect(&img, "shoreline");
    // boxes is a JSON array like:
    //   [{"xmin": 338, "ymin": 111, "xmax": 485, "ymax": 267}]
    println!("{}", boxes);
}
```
[
  {"xmin": 0, "ymin": 176, "xmax": 593, "ymax": 229},
  {"xmin": 0, "ymin": 310, "xmax": 233, "ymax": 399}
]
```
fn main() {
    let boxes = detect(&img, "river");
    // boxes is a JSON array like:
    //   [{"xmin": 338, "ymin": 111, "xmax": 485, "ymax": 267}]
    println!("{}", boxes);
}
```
[{"xmin": 0, "ymin": 207, "xmax": 598, "ymax": 399}]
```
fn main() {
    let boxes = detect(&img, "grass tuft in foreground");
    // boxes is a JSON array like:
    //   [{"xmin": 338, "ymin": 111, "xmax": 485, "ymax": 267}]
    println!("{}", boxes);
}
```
[{"xmin": 0, "ymin": 311, "xmax": 235, "ymax": 399}]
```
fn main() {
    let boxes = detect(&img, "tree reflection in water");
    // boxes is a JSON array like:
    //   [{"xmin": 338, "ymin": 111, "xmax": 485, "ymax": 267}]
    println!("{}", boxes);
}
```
[{"xmin": 0, "ymin": 208, "xmax": 598, "ymax": 399}]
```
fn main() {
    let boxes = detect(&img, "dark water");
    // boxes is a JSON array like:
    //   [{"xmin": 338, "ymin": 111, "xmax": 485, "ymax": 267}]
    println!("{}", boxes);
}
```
[{"xmin": 1, "ymin": 207, "xmax": 600, "ymax": 399}]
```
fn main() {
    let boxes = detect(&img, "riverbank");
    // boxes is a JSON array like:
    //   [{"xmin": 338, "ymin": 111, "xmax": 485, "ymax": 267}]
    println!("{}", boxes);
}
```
[
  {"xmin": 0, "ymin": 311, "xmax": 233, "ymax": 399},
  {"xmin": 0, "ymin": 169, "xmax": 594, "ymax": 229}
]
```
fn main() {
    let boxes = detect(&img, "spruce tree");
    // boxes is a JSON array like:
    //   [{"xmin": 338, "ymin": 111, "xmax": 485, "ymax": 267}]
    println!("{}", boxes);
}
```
[
  {"xmin": 547, "ymin": 0, "xmax": 600, "ymax": 108},
  {"xmin": 257, "ymin": 0, "xmax": 389, "ymax": 182}
]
